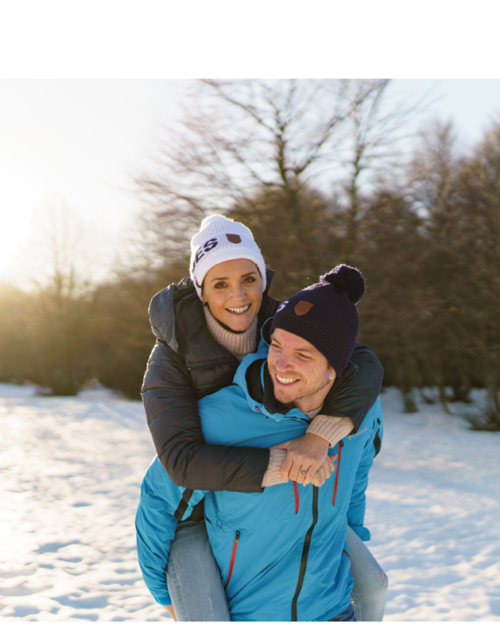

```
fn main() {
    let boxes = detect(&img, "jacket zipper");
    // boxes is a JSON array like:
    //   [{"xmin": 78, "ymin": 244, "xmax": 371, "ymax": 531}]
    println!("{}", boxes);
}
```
[
  {"xmin": 224, "ymin": 440, "xmax": 341, "ymax": 612},
  {"xmin": 291, "ymin": 486, "xmax": 319, "ymax": 621},
  {"xmin": 332, "ymin": 440, "xmax": 343, "ymax": 506},
  {"xmin": 225, "ymin": 530, "xmax": 240, "ymax": 589}
]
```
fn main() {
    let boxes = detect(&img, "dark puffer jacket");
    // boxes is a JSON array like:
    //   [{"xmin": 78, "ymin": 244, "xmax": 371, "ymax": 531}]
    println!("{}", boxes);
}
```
[{"xmin": 141, "ymin": 270, "xmax": 384, "ymax": 496}]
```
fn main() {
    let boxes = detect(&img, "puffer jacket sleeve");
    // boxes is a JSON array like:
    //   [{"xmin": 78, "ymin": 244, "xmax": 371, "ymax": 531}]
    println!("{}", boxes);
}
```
[
  {"xmin": 135, "ymin": 459, "xmax": 180, "ymax": 606},
  {"xmin": 141, "ymin": 340, "xmax": 270, "ymax": 493},
  {"xmin": 320, "ymin": 342, "xmax": 384, "ymax": 432},
  {"xmin": 135, "ymin": 457, "xmax": 209, "ymax": 605}
]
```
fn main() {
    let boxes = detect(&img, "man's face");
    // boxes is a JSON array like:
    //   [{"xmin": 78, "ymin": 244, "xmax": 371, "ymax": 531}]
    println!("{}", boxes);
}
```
[{"xmin": 267, "ymin": 328, "xmax": 336, "ymax": 413}]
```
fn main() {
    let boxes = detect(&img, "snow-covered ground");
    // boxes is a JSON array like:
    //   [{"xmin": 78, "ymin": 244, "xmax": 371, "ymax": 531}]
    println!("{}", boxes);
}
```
[
  {"xmin": 1, "ymin": 384, "xmax": 499, "ymax": 622},
  {"xmin": 366, "ymin": 388, "xmax": 500, "ymax": 621}
]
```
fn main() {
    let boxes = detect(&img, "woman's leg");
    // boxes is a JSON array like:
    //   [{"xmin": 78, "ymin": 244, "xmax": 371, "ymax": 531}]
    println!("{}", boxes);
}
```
[
  {"xmin": 328, "ymin": 604, "xmax": 357, "ymax": 621},
  {"xmin": 346, "ymin": 525, "xmax": 388, "ymax": 621},
  {"xmin": 166, "ymin": 520, "xmax": 230, "ymax": 621}
]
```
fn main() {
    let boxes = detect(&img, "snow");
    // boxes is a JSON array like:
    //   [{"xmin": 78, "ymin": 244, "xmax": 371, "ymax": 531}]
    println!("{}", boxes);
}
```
[
  {"xmin": 0, "ymin": 384, "xmax": 499, "ymax": 622},
  {"xmin": 0, "ymin": 391, "xmax": 159, "ymax": 623},
  {"xmin": 76, "ymin": 378, "xmax": 125, "ymax": 402},
  {"xmin": 366, "ymin": 388, "xmax": 500, "ymax": 621},
  {"xmin": 0, "ymin": 383, "xmax": 40, "ymax": 398}
]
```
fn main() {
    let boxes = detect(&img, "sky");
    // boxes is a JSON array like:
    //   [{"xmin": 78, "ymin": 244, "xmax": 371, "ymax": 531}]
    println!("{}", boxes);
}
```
[{"xmin": 1, "ymin": 78, "xmax": 499, "ymax": 288}]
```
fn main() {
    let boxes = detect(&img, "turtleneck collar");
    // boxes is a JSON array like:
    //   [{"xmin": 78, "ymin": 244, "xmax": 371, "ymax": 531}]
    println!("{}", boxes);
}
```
[{"xmin": 203, "ymin": 304, "xmax": 258, "ymax": 362}]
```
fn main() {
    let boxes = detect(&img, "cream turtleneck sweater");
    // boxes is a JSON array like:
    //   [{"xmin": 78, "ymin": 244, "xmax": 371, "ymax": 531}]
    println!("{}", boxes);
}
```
[
  {"xmin": 203, "ymin": 304, "xmax": 353, "ymax": 486},
  {"xmin": 203, "ymin": 304, "xmax": 258, "ymax": 361}
]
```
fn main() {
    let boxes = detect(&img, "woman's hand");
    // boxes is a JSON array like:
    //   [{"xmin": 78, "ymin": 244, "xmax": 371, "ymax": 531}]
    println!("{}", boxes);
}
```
[
  {"xmin": 271, "ymin": 433, "xmax": 334, "ymax": 486},
  {"xmin": 164, "ymin": 604, "xmax": 177, "ymax": 620},
  {"xmin": 310, "ymin": 455, "xmax": 337, "ymax": 487}
]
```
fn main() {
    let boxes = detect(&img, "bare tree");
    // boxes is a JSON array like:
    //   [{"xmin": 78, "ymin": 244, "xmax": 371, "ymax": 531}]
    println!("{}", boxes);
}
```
[
  {"xmin": 406, "ymin": 119, "xmax": 461, "ymax": 229},
  {"xmin": 0, "ymin": 282, "xmax": 34, "ymax": 384},
  {"xmin": 37, "ymin": 205, "xmax": 91, "ymax": 289},
  {"xmin": 455, "ymin": 119, "xmax": 500, "ymax": 421},
  {"xmin": 335, "ymin": 81, "xmax": 430, "ymax": 262},
  {"xmin": 402, "ymin": 120, "xmax": 465, "ymax": 408},
  {"xmin": 26, "ymin": 202, "xmax": 94, "ymax": 394},
  {"xmin": 135, "ymin": 79, "xmax": 390, "ymax": 271}
]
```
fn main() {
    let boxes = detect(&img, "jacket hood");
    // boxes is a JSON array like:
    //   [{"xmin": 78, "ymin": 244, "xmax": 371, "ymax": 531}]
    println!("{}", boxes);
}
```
[
  {"xmin": 148, "ymin": 268, "xmax": 278, "ymax": 357},
  {"xmin": 148, "ymin": 275, "xmax": 192, "ymax": 353}
]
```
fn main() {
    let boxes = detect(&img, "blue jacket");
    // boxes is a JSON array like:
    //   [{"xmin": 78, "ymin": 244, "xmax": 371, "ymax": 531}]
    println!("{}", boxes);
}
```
[{"xmin": 136, "ymin": 344, "xmax": 383, "ymax": 621}]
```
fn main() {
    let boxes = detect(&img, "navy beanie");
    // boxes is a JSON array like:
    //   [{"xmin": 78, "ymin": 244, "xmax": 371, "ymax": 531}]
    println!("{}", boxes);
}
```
[{"xmin": 270, "ymin": 265, "xmax": 365, "ymax": 376}]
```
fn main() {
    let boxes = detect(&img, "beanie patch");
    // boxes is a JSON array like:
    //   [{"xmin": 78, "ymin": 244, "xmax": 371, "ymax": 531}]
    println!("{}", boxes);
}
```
[
  {"xmin": 227, "ymin": 234, "xmax": 241, "ymax": 244},
  {"xmin": 294, "ymin": 301, "xmax": 313, "ymax": 316}
]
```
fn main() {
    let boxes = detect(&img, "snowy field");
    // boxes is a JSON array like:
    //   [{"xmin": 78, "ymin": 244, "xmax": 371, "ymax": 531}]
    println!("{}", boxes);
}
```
[{"xmin": 1, "ymin": 383, "xmax": 499, "ymax": 623}]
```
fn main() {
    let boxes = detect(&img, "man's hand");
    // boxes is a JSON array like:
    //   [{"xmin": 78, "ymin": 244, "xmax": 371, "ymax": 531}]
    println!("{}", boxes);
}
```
[
  {"xmin": 164, "ymin": 604, "xmax": 177, "ymax": 620},
  {"xmin": 271, "ymin": 433, "xmax": 333, "ymax": 485}
]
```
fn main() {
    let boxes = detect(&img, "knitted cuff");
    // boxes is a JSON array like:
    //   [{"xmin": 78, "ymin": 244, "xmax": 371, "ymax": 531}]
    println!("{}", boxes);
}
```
[
  {"xmin": 306, "ymin": 415, "xmax": 354, "ymax": 447},
  {"xmin": 261, "ymin": 449, "xmax": 287, "ymax": 487}
]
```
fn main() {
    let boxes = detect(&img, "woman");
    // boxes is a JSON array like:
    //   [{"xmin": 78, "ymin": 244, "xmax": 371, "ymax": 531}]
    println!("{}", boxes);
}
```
[{"xmin": 141, "ymin": 214, "xmax": 387, "ymax": 621}]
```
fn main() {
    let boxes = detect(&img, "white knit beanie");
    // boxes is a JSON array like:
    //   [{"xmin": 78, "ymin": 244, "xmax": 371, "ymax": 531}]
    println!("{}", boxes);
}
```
[{"xmin": 190, "ymin": 214, "xmax": 267, "ymax": 300}]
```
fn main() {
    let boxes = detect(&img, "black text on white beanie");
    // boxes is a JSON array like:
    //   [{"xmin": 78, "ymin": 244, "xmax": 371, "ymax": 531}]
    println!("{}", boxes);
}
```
[{"xmin": 190, "ymin": 214, "xmax": 267, "ymax": 299}]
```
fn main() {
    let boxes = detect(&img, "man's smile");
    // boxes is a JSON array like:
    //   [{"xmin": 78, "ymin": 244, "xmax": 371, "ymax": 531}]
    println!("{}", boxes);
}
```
[{"xmin": 275, "ymin": 373, "xmax": 300, "ymax": 386}]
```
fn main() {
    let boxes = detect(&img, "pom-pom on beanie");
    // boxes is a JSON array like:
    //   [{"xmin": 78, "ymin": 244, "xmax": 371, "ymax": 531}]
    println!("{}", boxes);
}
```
[
  {"xmin": 270, "ymin": 265, "xmax": 365, "ymax": 376},
  {"xmin": 190, "ymin": 214, "xmax": 267, "ymax": 300}
]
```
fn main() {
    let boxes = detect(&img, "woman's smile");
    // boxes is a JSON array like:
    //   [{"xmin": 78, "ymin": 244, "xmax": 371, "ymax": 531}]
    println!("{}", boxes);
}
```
[{"xmin": 226, "ymin": 304, "xmax": 252, "ymax": 315}]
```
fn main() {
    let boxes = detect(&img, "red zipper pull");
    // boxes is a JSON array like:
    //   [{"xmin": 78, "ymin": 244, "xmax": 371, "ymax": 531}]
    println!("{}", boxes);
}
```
[
  {"xmin": 332, "ymin": 441, "xmax": 342, "ymax": 506},
  {"xmin": 225, "ymin": 530, "xmax": 240, "ymax": 589},
  {"xmin": 293, "ymin": 481, "xmax": 299, "ymax": 514}
]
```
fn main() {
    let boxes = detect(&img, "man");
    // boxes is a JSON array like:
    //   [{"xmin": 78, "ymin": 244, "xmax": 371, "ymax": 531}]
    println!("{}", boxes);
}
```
[{"xmin": 136, "ymin": 265, "xmax": 383, "ymax": 621}]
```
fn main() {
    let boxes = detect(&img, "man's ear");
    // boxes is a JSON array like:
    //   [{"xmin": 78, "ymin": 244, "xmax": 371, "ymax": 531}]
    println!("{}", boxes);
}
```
[{"xmin": 327, "ymin": 366, "xmax": 336, "ymax": 381}]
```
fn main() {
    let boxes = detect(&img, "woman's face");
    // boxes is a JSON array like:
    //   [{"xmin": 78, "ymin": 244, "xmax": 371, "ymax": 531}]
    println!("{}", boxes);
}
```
[{"xmin": 202, "ymin": 258, "xmax": 264, "ymax": 332}]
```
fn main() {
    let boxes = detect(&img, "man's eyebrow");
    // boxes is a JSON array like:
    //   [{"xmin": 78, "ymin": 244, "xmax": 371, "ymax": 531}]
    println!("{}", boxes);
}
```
[{"xmin": 270, "ymin": 338, "xmax": 314, "ymax": 354}]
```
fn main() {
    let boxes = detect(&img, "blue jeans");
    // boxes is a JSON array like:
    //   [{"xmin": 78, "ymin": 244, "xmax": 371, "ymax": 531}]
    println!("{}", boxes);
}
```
[
  {"xmin": 346, "ymin": 526, "xmax": 388, "ymax": 621},
  {"xmin": 166, "ymin": 520, "xmax": 230, "ymax": 621},
  {"xmin": 166, "ymin": 521, "xmax": 387, "ymax": 621},
  {"xmin": 328, "ymin": 604, "xmax": 357, "ymax": 621}
]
